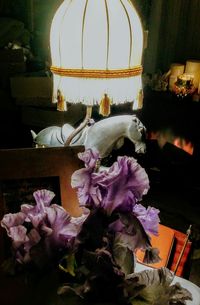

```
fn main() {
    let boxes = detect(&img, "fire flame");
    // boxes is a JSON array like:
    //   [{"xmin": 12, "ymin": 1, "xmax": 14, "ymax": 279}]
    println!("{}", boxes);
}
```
[{"xmin": 148, "ymin": 131, "xmax": 194, "ymax": 155}]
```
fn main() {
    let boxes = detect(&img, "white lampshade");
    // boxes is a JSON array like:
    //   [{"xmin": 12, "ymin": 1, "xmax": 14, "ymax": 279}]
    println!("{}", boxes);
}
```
[{"xmin": 50, "ymin": 0, "xmax": 144, "ymax": 111}]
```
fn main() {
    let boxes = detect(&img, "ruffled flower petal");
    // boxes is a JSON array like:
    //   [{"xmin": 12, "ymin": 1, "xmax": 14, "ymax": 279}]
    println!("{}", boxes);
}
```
[
  {"xmin": 10, "ymin": 225, "xmax": 29, "ymax": 248},
  {"xmin": 133, "ymin": 204, "xmax": 160, "ymax": 236},
  {"xmin": 24, "ymin": 228, "xmax": 41, "ymax": 252},
  {"xmin": 109, "ymin": 213, "xmax": 151, "ymax": 251},
  {"xmin": 33, "ymin": 189, "xmax": 55, "ymax": 210},
  {"xmin": 1, "ymin": 212, "xmax": 26, "ymax": 235},
  {"xmin": 72, "ymin": 154, "xmax": 150, "ymax": 215},
  {"xmin": 71, "ymin": 207, "xmax": 90, "ymax": 226},
  {"xmin": 72, "ymin": 168, "xmax": 102, "ymax": 207},
  {"xmin": 78, "ymin": 148, "xmax": 100, "ymax": 168},
  {"xmin": 42, "ymin": 204, "xmax": 88, "ymax": 250},
  {"xmin": 93, "ymin": 156, "xmax": 150, "ymax": 215}
]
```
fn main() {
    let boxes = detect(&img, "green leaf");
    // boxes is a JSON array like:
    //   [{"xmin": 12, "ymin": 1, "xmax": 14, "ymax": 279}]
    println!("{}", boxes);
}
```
[{"xmin": 59, "ymin": 253, "xmax": 77, "ymax": 276}]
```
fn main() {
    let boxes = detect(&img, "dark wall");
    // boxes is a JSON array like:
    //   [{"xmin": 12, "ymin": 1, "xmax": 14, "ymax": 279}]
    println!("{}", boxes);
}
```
[
  {"xmin": 145, "ymin": 0, "xmax": 200, "ymax": 73},
  {"xmin": 0, "ymin": 0, "xmax": 63, "ymax": 60}
]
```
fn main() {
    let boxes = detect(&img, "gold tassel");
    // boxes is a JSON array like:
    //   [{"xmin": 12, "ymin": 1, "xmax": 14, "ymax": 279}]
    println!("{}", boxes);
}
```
[
  {"xmin": 137, "ymin": 89, "xmax": 143, "ymax": 109},
  {"xmin": 57, "ymin": 89, "xmax": 67, "ymax": 111},
  {"xmin": 99, "ymin": 93, "xmax": 111, "ymax": 116}
]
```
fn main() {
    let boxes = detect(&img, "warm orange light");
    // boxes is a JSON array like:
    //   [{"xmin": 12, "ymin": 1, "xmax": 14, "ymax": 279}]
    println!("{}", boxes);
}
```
[
  {"xmin": 148, "ymin": 131, "xmax": 194, "ymax": 155},
  {"xmin": 173, "ymin": 138, "xmax": 194, "ymax": 155}
]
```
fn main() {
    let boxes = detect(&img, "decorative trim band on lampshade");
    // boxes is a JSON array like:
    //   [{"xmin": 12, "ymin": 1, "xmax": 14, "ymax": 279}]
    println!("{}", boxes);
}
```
[{"xmin": 50, "ymin": 65, "xmax": 143, "ymax": 78}]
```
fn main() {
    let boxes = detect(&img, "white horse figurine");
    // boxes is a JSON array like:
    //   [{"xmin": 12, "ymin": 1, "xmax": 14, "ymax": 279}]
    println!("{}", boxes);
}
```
[{"xmin": 31, "ymin": 115, "xmax": 146, "ymax": 158}]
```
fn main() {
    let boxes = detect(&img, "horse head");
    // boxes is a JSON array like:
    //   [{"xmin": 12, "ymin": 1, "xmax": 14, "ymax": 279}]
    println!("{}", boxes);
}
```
[{"xmin": 128, "ymin": 115, "xmax": 146, "ymax": 154}]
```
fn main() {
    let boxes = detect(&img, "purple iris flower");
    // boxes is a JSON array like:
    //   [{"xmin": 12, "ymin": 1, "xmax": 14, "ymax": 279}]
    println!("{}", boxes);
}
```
[
  {"xmin": 71, "ymin": 149, "xmax": 103, "ymax": 206},
  {"xmin": 9, "ymin": 225, "xmax": 29, "ymax": 249},
  {"xmin": 43, "ymin": 204, "xmax": 89, "ymax": 249},
  {"xmin": 132, "ymin": 204, "xmax": 160, "ymax": 236},
  {"xmin": 1, "ymin": 212, "xmax": 26, "ymax": 236},
  {"xmin": 1, "ymin": 189, "xmax": 89, "ymax": 264},
  {"xmin": 21, "ymin": 189, "xmax": 55, "ymax": 228},
  {"xmin": 72, "ymin": 153, "xmax": 150, "ymax": 215},
  {"xmin": 109, "ymin": 213, "xmax": 151, "ymax": 252},
  {"xmin": 93, "ymin": 156, "xmax": 150, "ymax": 214},
  {"xmin": 78, "ymin": 148, "xmax": 100, "ymax": 168},
  {"xmin": 71, "ymin": 167, "xmax": 102, "ymax": 207}
]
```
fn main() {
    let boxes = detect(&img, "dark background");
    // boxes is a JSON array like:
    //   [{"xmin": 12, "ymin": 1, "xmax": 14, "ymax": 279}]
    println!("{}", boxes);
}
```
[{"xmin": 0, "ymin": 0, "xmax": 200, "ymax": 286}]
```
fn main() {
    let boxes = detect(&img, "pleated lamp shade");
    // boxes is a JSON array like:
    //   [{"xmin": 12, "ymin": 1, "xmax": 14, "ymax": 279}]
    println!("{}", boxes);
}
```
[{"xmin": 50, "ymin": 0, "xmax": 144, "ymax": 113}]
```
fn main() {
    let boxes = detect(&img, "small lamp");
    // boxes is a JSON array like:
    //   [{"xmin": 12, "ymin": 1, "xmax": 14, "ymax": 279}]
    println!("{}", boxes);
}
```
[{"xmin": 50, "ymin": 0, "xmax": 144, "ymax": 143}]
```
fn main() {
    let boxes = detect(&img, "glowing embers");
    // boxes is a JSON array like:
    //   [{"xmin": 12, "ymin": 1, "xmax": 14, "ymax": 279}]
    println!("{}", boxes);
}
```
[{"xmin": 148, "ymin": 130, "xmax": 194, "ymax": 155}]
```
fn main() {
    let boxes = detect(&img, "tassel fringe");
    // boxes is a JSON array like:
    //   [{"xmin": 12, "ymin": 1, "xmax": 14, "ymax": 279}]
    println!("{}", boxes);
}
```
[
  {"xmin": 57, "ymin": 89, "xmax": 67, "ymax": 111},
  {"xmin": 99, "ymin": 93, "xmax": 112, "ymax": 116}
]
